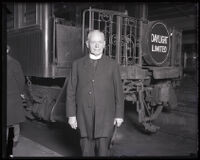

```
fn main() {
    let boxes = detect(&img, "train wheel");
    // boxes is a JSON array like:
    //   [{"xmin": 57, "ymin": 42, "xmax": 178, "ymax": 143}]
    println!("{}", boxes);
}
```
[{"xmin": 137, "ymin": 90, "xmax": 162, "ymax": 133}]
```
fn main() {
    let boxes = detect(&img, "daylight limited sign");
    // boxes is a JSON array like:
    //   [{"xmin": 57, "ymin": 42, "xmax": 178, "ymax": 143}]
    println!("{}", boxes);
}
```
[
  {"xmin": 151, "ymin": 34, "xmax": 168, "ymax": 52},
  {"xmin": 148, "ymin": 22, "xmax": 170, "ymax": 64}
]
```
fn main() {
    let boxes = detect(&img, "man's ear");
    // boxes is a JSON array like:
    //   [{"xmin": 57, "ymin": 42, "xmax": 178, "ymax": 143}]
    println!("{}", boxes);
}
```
[
  {"xmin": 86, "ymin": 40, "xmax": 89, "ymax": 48},
  {"xmin": 103, "ymin": 41, "xmax": 106, "ymax": 48}
]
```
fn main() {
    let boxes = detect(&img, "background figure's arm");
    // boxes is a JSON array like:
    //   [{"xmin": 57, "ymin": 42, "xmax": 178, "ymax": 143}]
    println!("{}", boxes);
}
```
[{"xmin": 14, "ymin": 61, "xmax": 25, "ymax": 93}]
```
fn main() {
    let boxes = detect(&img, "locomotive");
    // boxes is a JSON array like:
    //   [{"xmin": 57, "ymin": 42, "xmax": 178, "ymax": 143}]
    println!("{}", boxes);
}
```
[{"xmin": 7, "ymin": 3, "xmax": 182, "ymax": 133}]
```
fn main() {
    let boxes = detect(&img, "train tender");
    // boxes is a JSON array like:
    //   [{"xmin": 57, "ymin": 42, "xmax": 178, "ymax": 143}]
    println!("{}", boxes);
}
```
[{"xmin": 7, "ymin": 4, "xmax": 182, "ymax": 133}]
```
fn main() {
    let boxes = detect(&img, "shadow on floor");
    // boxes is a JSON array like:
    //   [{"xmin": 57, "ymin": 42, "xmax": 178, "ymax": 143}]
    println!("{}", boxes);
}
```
[{"xmin": 21, "ymin": 119, "xmax": 82, "ymax": 156}]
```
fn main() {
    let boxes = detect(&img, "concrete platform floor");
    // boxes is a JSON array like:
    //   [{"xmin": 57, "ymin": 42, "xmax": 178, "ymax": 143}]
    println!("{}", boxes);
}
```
[
  {"xmin": 13, "ymin": 135, "xmax": 62, "ymax": 157},
  {"xmin": 12, "ymin": 74, "xmax": 198, "ymax": 158}
]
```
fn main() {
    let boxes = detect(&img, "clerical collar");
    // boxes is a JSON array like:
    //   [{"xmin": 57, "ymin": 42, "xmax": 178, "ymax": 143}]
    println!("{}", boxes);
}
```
[{"xmin": 89, "ymin": 53, "xmax": 103, "ymax": 60}]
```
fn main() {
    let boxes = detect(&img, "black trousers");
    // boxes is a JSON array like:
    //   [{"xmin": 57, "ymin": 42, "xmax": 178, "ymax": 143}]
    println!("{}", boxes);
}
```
[
  {"xmin": 80, "ymin": 137, "xmax": 110, "ymax": 156},
  {"xmin": 6, "ymin": 127, "xmax": 14, "ymax": 157},
  {"xmin": 82, "ymin": 85, "xmax": 111, "ymax": 157}
]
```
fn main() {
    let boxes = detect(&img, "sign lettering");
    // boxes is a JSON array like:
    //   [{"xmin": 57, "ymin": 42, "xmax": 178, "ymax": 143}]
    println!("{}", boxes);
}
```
[
  {"xmin": 150, "ymin": 34, "xmax": 169, "ymax": 53},
  {"xmin": 151, "ymin": 34, "xmax": 168, "ymax": 44}
]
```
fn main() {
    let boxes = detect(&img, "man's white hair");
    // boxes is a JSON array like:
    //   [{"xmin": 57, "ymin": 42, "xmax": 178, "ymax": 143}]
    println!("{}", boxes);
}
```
[{"xmin": 87, "ymin": 30, "xmax": 105, "ymax": 41}]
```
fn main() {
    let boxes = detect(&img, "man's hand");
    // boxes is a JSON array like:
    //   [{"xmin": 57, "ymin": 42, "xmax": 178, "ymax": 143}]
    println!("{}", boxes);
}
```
[
  {"xmin": 114, "ymin": 118, "xmax": 124, "ymax": 127},
  {"xmin": 68, "ymin": 116, "xmax": 77, "ymax": 129},
  {"xmin": 20, "ymin": 94, "xmax": 25, "ymax": 99}
]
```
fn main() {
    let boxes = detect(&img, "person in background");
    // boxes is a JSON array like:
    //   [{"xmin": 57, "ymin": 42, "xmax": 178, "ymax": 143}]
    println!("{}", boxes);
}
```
[
  {"xmin": 7, "ymin": 44, "xmax": 26, "ymax": 157},
  {"xmin": 66, "ymin": 30, "xmax": 124, "ymax": 156}
]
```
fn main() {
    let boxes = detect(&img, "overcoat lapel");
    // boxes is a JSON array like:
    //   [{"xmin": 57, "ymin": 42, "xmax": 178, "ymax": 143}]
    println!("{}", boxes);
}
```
[
  {"xmin": 95, "ymin": 54, "xmax": 107, "ymax": 76},
  {"xmin": 83, "ymin": 54, "xmax": 90, "ymax": 71},
  {"xmin": 82, "ymin": 55, "xmax": 92, "ymax": 80}
]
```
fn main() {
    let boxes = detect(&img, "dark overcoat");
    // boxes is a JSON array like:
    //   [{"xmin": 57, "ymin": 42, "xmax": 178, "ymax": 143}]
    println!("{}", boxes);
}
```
[
  {"xmin": 66, "ymin": 54, "xmax": 124, "ymax": 138},
  {"xmin": 7, "ymin": 55, "xmax": 26, "ymax": 126}
]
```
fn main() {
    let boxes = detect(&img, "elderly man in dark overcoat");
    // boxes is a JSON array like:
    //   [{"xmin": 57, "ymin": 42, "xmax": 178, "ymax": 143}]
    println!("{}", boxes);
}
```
[
  {"xmin": 66, "ymin": 30, "xmax": 124, "ymax": 156},
  {"xmin": 7, "ymin": 45, "xmax": 26, "ymax": 153}
]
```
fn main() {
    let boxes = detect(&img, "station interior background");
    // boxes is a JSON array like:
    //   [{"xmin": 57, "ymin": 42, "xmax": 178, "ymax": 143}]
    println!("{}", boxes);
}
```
[
  {"xmin": 4, "ymin": 2, "xmax": 198, "ymax": 157},
  {"xmin": 6, "ymin": 2, "xmax": 198, "ymax": 77}
]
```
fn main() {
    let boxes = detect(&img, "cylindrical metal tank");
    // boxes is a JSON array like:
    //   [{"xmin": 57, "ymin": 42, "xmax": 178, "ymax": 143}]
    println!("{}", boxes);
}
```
[{"xmin": 41, "ymin": 3, "xmax": 53, "ymax": 77}]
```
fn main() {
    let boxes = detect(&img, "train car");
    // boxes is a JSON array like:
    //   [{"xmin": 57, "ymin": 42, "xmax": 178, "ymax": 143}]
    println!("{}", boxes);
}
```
[{"xmin": 7, "ymin": 3, "xmax": 182, "ymax": 133}]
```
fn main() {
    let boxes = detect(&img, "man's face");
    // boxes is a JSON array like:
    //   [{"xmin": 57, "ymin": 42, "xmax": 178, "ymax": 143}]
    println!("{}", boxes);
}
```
[{"xmin": 86, "ymin": 32, "xmax": 105, "ymax": 56}]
